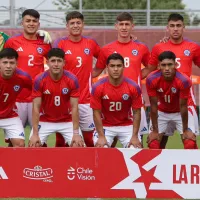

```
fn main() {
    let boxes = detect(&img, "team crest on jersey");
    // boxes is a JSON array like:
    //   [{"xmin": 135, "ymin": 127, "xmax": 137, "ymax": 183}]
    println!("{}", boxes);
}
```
[
  {"xmin": 184, "ymin": 49, "xmax": 190, "ymax": 56},
  {"xmin": 37, "ymin": 47, "xmax": 43, "ymax": 54},
  {"xmin": 122, "ymin": 94, "xmax": 129, "ymax": 100},
  {"xmin": 14, "ymin": 85, "xmax": 20, "ymax": 92},
  {"xmin": 62, "ymin": 88, "xmax": 68, "ymax": 94},
  {"xmin": 132, "ymin": 49, "xmax": 138, "ymax": 56},
  {"xmin": 84, "ymin": 48, "xmax": 90, "ymax": 55},
  {"xmin": 171, "ymin": 87, "xmax": 177, "ymax": 93}
]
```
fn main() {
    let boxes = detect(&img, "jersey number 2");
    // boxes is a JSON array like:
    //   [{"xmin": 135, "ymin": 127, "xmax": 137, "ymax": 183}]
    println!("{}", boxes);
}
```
[{"xmin": 28, "ymin": 55, "xmax": 34, "ymax": 66}]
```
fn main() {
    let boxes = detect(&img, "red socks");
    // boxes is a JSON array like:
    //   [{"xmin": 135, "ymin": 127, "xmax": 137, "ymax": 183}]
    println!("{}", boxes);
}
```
[
  {"xmin": 183, "ymin": 139, "xmax": 198, "ymax": 149},
  {"xmin": 148, "ymin": 140, "xmax": 160, "ymax": 149}
]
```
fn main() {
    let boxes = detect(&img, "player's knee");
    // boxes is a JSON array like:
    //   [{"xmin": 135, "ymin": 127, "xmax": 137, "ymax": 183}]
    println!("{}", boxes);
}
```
[
  {"xmin": 183, "ymin": 139, "xmax": 197, "ymax": 149},
  {"xmin": 148, "ymin": 140, "xmax": 160, "ymax": 149},
  {"xmin": 82, "ymin": 131, "xmax": 94, "ymax": 147},
  {"xmin": 11, "ymin": 139, "xmax": 25, "ymax": 147}
]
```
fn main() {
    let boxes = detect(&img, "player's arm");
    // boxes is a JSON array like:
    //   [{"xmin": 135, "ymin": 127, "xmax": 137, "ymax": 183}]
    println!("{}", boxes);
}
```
[
  {"xmin": 142, "ymin": 45, "xmax": 159, "ymax": 79},
  {"xmin": 180, "ymin": 83, "xmax": 196, "ymax": 141},
  {"xmin": 129, "ymin": 108, "xmax": 142, "ymax": 148},
  {"xmin": 180, "ymin": 98, "xmax": 188, "ymax": 132},
  {"xmin": 92, "ymin": 49, "xmax": 107, "ymax": 78},
  {"xmin": 147, "ymin": 96, "xmax": 160, "ymax": 144},
  {"xmin": 93, "ymin": 109, "xmax": 108, "ymax": 147},
  {"xmin": 141, "ymin": 64, "xmax": 157, "ymax": 79},
  {"xmin": 29, "ymin": 97, "xmax": 42, "ymax": 147},
  {"xmin": 70, "ymin": 97, "xmax": 85, "ymax": 147},
  {"xmin": 92, "ymin": 68, "xmax": 104, "ymax": 78}
]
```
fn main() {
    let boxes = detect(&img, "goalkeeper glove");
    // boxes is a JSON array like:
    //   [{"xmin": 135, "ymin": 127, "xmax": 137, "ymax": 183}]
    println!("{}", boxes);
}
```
[{"xmin": 36, "ymin": 30, "xmax": 52, "ymax": 44}]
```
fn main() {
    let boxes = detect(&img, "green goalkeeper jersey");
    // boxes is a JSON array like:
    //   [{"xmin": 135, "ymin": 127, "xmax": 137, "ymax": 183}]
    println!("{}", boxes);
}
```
[{"xmin": 0, "ymin": 32, "xmax": 10, "ymax": 51}]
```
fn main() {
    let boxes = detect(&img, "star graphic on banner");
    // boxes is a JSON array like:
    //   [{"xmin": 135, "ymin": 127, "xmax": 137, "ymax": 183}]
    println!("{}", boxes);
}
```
[
  {"xmin": 112, "ymin": 149, "xmax": 162, "ymax": 198},
  {"xmin": 133, "ymin": 166, "xmax": 161, "ymax": 191}
]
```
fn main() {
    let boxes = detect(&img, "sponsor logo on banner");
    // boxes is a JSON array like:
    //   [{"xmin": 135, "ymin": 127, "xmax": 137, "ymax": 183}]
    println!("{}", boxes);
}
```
[
  {"xmin": 173, "ymin": 164, "xmax": 200, "ymax": 184},
  {"xmin": 0, "ymin": 167, "xmax": 8, "ymax": 179},
  {"xmin": 23, "ymin": 165, "xmax": 53, "ymax": 182},
  {"xmin": 67, "ymin": 166, "xmax": 95, "ymax": 181}
]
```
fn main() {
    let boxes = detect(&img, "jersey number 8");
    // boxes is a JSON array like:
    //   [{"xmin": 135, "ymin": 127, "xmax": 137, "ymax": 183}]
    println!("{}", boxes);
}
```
[{"xmin": 54, "ymin": 96, "xmax": 60, "ymax": 106}]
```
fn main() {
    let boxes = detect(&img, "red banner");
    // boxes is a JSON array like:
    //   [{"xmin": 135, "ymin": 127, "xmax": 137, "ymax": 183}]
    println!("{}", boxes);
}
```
[{"xmin": 0, "ymin": 148, "xmax": 200, "ymax": 198}]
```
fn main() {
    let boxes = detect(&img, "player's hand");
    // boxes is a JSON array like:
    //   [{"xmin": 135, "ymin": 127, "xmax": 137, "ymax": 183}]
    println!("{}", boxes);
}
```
[
  {"xmin": 182, "ymin": 129, "xmax": 196, "ymax": 141},
  {"xmin": 147, "ymin": 131, "xmax": 160, "ymax": 144},
  {"xmin": 95, "ymin": 136, "xmax": 108, "ymax": 147},
  {"xmin": 159, "ymin": 36, "xmax": 170, "ymax": 43},
  {"xmin": 36, "ymin": 30, "xmax": 52, "ymax": 44},
  {"xmin": 129, "ymin": 135, "xmax": 142, "ymax": 148},
  {"xmin": 29, "ymin": 134, "xmax": 41, "ymax": 147},
  {"xmin": 130, "ymin": 34, "xmax": 137, "ymax": 41},
  {"xmin": 70, "ymin": 134, "xmax": 85, "ymax": 147}
]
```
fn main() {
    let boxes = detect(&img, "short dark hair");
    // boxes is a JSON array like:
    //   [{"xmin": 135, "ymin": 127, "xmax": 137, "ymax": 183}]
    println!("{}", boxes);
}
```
[
  {"xmin": 158, "ymin": 51, "xmax": 176, "ymax": 62},
  {"xmin": 0, "ymin": 48, "xmax": 18, "ymax": 60},
  {"xmin": 106, "ymin": 53, "xmax": 124, "ymax": 65},
  {"xmin": 47, "ymin": 48, "xmax": 65, "ymax": 59},
  {"xmin": 22, "ymin": 9, "xmax": 40, "ymax": 19},
  {"xmin": 168, "ymin": 13, "xmax": 184, "ymax": 22},
  {"xmin": 66, "ymin": 11, "xmax": 84, "ymax": 22},
  {"xmin": 116, "ymin": 12, "xmax": 133, "ymax": 22}
]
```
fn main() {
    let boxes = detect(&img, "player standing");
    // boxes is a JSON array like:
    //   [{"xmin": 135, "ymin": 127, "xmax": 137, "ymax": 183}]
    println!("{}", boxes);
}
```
[
  {"xmin": 0, "ymin": 48, "xmax": 32, "ymax": 147},
  {"xmin": 92, "ymin": 12, "xmax": 150, "ymax": 141},
  {"xmin": 29, "ymin": 48, "xmax": 84, "ymax": 147},
  {"xmin": 148, "ymin": 13, "xmax": 200, "ymax": 147},
  {"xmin": 91, "ymin": 53, "xmax": 142, "ymax": 148},
  {"xmin": 53, "ymin": 11, "xmax": 100, "ymax": 147},
  {"xmin": 146, "ymin": 51, "xmax": 197, "ymax": 149},
  {"xmin": 4, "ymin": 9, "xmax": 51, "ymax": 129}
]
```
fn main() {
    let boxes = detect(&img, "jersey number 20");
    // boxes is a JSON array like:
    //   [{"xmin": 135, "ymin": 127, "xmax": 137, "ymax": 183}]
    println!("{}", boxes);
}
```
[{"xmin": 109, "ymin": 102, "xmax": 122, "ymax": 111}]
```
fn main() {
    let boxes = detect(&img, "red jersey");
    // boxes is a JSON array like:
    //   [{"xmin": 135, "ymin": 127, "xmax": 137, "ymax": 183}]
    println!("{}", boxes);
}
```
[
  {"xmin": 4, "ymin": 34, "xmax": 51, "ymax": 102},
  {"xmin": 53, "ymin": 36, "xmax": 100, "ymax": 104},
  {"xmin": 90, "ymin": 77, "xmax": 142, "ymax": 126},
  {"xmin": 0, "ymin": 69, "xmax": 32, "ymax": 119},
  {"xmin": 146, "ymin": 70, "xmax": 191, "ymax": 113},
  {"xmin": 96, "ymin": 40, "xmax": 150, "ymax": 85},
  {"xmin": 149, "ymin": 39, "xmax": 200, "ymax": 76},
  {"xmin": 32, "ymin": 70, "xmax": 80, "ymax": 123},
  {"xmin": 149, "ymin": 39, "xmax": 200, "ymax": 106}
]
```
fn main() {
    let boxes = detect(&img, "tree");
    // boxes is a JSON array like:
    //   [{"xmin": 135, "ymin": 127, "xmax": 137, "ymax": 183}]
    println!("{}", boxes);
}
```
[{"xmin": 53, "ymin": 0, "xmax": 199, "ymax": 26}]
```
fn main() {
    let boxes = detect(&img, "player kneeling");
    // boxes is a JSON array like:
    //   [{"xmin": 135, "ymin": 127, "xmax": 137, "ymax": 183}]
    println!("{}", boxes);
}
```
[
  {"xmin": 0, "ymin": 48, "xmax": 32, "ymax": 147},
  {"xmin": 29, "ymin": 48, "xmax": 85, "ymax": 147},
  {"xmin": 91, "ymin": 53, "xmax": 142, "ymax": 148},
  {"xmin": 146, "ymin": 51, "xmax": 197, "ymax": 149}
]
